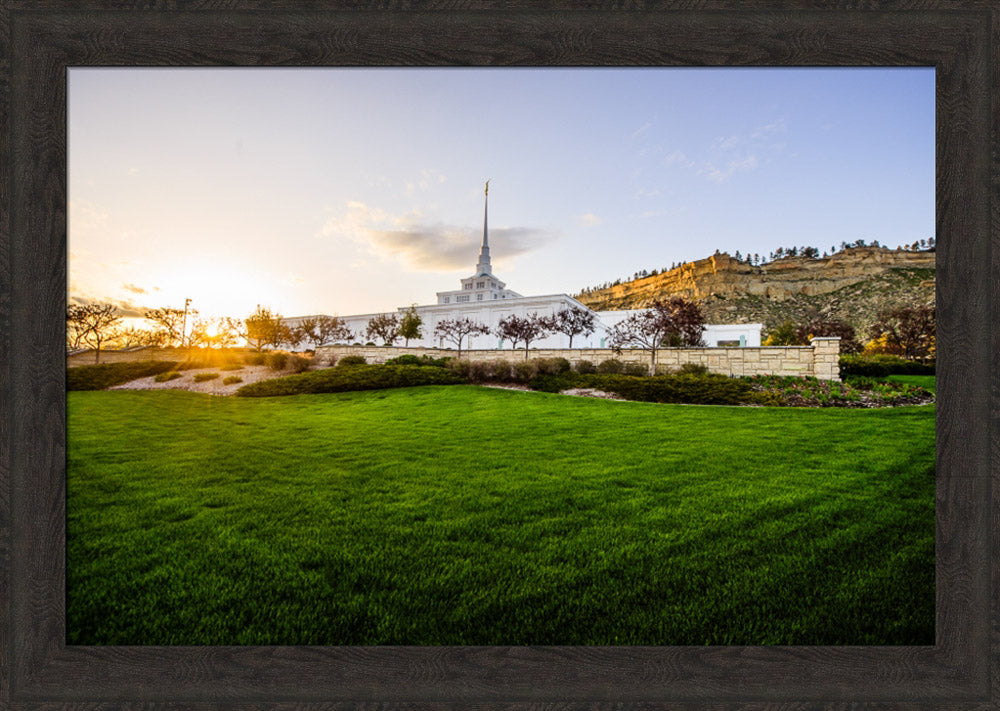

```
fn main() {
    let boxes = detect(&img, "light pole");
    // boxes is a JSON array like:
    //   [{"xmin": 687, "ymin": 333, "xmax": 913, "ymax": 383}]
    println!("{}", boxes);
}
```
[{"xmin": 180, "ymin": 298, "xmax": 192, "ymax": 350}]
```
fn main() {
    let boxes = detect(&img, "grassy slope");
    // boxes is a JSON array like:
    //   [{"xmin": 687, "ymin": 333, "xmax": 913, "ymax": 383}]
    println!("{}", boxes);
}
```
[{"xmin": 67, "ymin": 386, "xmax": 934, "ymax": 645}]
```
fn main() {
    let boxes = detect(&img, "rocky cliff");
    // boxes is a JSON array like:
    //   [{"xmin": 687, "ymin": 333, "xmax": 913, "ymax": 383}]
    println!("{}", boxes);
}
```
[{"xmin": 575, "ymin": 247, "xmax": 935, "ymax": 336}]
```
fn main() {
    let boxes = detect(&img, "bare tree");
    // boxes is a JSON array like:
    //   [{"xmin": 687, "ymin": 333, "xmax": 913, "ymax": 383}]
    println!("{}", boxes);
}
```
[
  {"xmin": 143, "ymin": 307, "xmax": 190, "ymax": 348},
  {"xmin": 496, "ymin": 313, "xmax": 551, "ymax": 360},
  {"xmin": 545, "ymin": 306, "xmax": 596, "ymax": 348},
  {"xmin": 111, "ymin": 326, "xmax": 164, "ymax": 349},
  {"xmin": 68, "ymin": 304, "xmax": 123, "ymax": 363},
  {"xmin": 434, "ymin": 317, "xmax": 490, "ymax": 358},
  {"xmin": 606, "ymin": 297, "xmax": 705, "ymax": 374},
  {"xmin": 366, "ymin": 313, "xmax": 400, "ymax": 346}
]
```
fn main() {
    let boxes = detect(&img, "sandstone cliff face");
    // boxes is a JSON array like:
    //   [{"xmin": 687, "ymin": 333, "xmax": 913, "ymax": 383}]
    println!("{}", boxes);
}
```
[
  {"xmin": 575, "ymin": 247, "xmax": 936, "ymax": 336},
  {"xmin": 577, "ymin": 247, "xmax": 935, "ymax": 310}
]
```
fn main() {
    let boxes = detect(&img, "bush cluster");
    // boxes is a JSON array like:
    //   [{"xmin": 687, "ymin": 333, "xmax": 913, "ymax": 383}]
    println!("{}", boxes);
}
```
[
  {"xmin": 337, "ymin": 355, "xmax": 367, "ymax": 367},
  {"xmin": 193, "ymin": 372, "xmax": 219, "ymax": 382},
  {"xmin": 220, "ymin": 364, "xmax": 244, "ymax": 372},
  {"xmin": 468, "ymin": 360, "xmax": 514, "ymax": 383},
  {"xmin": 839, "ymin": 354, "xmax": 935, "ymax": 377},
  {"xmin": 153, "ymin": 371, "xmax": 183, "ymax": 383},
  {"xmin": 244, "ymin": 353, "xmax": 267, "ymax": 366},
  {"xmin": 266, "ymin": 352, "xmax": 288, "ymax": 371},
  {"xmin": 222, "ymin": 375, "xmax": 243, "ymax": 385},
  {"xmin": 288, "ymin": 355, "xmax": 311, "ymax": 373},
  {"xmin": 574, "ymin": 360, "xmax": 597, "ymax": 374},
  {"xmin": 67, "ymin": 360, "xmax": 177, "ymax": 391},
  {"xmin": 384, "ymin": 354, "xmax": 451, "ymax": 368},
  {"xmin": 236, "ymin": 364, "xmax": 465, "ymax": 397},
  {"xmin": 747, "ymin": 374, "xmax": 932, "ymax": 407},
  {"xmin": 524, "ymin": 371, "xmax": 764, "ymax": 405}
]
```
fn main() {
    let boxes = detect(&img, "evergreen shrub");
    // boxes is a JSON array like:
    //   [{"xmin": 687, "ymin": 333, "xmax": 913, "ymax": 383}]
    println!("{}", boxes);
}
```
[
  {"xmin": 220, "ymin": 364, "xmax": 244, "ymax": 371},
  {"xmin": 574, "ymin": 359, "xmax": 597, "ymax": 374},
  {"xmin": 678, "ymin": 362, "xmax": 709, "ymax": 375},
  {"xmin": 621, "ymin": 361, "xmax": 649, "ymax": 376},
  {"xmin": 288, "ymin": 355, "xmax": 311, "ymax": 373},
  {"xmin": 193, "ymin": 372, "xmax": 219, "ymax": 382},
  {"xmin": 533, "ymin": 357, "xmax": 572, "ymax": 375},
  {"xmin": 67, "ymin": 360, "xmax": 177, "ymax": 391},
  {"xmin": 337, "ymin": 355, "xmax": 367, "ymax": 367},
  {"xmin": 236, "ymin": 364, "xmax": 464, "ymax": 397},
  {"xmin": 222, "ymin": 376, "xmax": 243, "ymax": 385},
  {"xmin": 839, "ymin": 354, "xmax": 935, "ymax": 377},
  {"xmin": 266, "ymin": 352, "xmax": 288, "ymax": 371},
  {"xmin": 384, "ymin": 354, "xmax": 451, "ymax": 368},
  {"xmin": 512, "ymin": 360, "xmax": 538, "ymax": 383},
  {"xmin": 244, "ymin": 353, "xmax": 267, "ymax": 366},
  {"xmin": 596, "ymin": 358, "xmax": 624, "ymax": 374},
  {"xmin": 153, "ymin": 371, "xmax": 183, "ymax": 383}
]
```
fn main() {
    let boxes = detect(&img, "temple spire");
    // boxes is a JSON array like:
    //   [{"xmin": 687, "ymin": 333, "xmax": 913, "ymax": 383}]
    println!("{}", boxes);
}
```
[{"xmin": 476, "ymin": 180, "xmax": 492, "ymax": 275}]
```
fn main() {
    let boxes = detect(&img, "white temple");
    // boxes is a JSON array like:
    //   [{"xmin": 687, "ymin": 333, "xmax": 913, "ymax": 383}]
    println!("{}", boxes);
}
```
[{"xmin": 286, "ymin": 184, "xmax": 762, "ymax": 350}]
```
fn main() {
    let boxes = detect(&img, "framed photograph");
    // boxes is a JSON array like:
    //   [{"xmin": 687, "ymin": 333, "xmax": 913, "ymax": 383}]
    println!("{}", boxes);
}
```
[{"xmin": 3, "ymin": 4, "xmax": 995, "ymax": 708}]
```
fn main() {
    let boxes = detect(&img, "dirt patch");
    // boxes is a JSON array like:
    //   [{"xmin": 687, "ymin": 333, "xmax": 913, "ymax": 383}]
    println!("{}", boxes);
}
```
[{"xmin": 109, "ymin": 365, "xmax": 286, "ymax": 396}]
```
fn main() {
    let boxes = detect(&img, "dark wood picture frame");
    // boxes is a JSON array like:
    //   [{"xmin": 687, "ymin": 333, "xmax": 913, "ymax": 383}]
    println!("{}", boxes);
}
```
[{"xmin": 2, "ymin": 4, "xmax": 996, "ymax": 708}]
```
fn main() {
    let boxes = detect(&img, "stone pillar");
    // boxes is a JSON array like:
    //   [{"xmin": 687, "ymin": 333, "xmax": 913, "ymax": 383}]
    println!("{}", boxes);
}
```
[{"xmin": 810, "ymin": 337, "xmax": 841, "ymax": 381}]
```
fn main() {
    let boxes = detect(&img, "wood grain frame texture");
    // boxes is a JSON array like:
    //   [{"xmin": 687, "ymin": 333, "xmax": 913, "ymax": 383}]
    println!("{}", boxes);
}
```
[{"xmin": 0, "ymin": 3, "xmax": 995, "ymax": 709}]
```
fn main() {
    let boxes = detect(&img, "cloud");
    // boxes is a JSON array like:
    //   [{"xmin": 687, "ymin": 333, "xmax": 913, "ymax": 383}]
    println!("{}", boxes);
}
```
[
  {"xmin": 69, "ymin": 294, "xmax": 151, "ymax": 318},
  {"xmin": 322, "ymin": 201, "xmax": 558, "ymax": 272},
  {"xmin": 700, "ymin": 155, "xmax": 760, "ymax": 183},
  {"xmin": 576, "ymin": 213, "xmax": 603, "ymax": 227},
  {"xmin": 122, "ymin": 283, "xmax": 147, "ymax": 295},
  {"xmin": 366, "ymin": 224, "xmax": 556, "ymax": 271},
  {"xmin": 404, "ymin": 169, "xmax": 447, "ymax": 197},
  {"xmin": 630, "ymin": 121, "xmax": 653, "ymax": 140}
]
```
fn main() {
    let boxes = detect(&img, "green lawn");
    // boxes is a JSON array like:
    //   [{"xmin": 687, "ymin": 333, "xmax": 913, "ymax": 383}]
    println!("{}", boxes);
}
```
[
  {"xmin": 67, "ymin": 386, "xmax": 935, "ymax": 645},
  {"xmin": 885, "ymin": 374, "xmax": 936, "ymax": 393}
]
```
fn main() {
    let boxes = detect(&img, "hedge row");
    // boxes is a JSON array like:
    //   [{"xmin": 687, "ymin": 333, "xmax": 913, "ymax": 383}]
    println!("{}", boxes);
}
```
[
  {"xmin": 67, "ymin": 360, "xmax": 176, "ymax": 391},
  {"xmin": 527, "ymin": 371, "xmax": 769, "ymax": 406},
  {"xmin": 235, "ymin": 364, "xmax": 465, "ymax": 397},
  {"xmin": 839, "ymin": 354, "xmax": 935, "ymax": 377}
]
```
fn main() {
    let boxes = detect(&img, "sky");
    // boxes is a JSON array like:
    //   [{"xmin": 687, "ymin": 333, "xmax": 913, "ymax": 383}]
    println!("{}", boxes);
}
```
[{"xmin": 68, "ymin": 67, "xmax": 934, "ymax": 322}]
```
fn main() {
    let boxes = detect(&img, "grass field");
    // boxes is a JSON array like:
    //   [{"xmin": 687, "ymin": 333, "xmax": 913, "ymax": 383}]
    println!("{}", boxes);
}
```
[{"xmin": 67, "ymin": 385, "xmax": 935, "ymax": 645}]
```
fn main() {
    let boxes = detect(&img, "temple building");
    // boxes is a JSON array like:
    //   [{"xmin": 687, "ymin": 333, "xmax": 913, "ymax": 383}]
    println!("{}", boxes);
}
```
[{"xmin": 286, "ymin": 184, "xmax": 761, "ymax": 350}]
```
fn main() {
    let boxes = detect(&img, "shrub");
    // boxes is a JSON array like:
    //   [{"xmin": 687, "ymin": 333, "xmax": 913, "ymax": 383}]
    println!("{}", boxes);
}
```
[
  {"xmin": 528, "ymin": 372, "xmax": 581, "ymax": 393},
  {"xmin": 220, "ymin": 364, "xmax": 244, "ymax": 371},
  {"xmin": 266, "ymin": 352, "xmax": 288, "ymax": 371},
  {"xmin": 236, "ymin": 364, "xmax": 465, "ymax": 397},
  {"xmin": 621, "ymin": 361, "xmax": 649, "ymax": 376},
  {"xmin": 153, "ymin": 371, "xmax": 182, "ymax": 383},
  {"xmin": 574, "ymin": 359, "xmax": 597, "ymax": 375},
  {"xmin": 385, "ymin": 354, "xmax": 451, "ymax": 368},
  {"xmin": 468, "ymin": 360, "xmax": 493, "ymax": 383},
  {"xmin": 288, "ymin": 355, "xmax": 311, "ymax": 373},
  {"xmin": 677, "ymin": 362, "xmax": 709, "ymax": 375},
  {"xmin": 597, "ymin": 359, "xmax": 624, "ymax": 374},
  {"xmin": 446, "ymin": 358, "xmax": 471, "ymax": 380},
  {"xmin": 574, "ymin": 372, "xmax": 755, "ymax": 405},
  {"xmin": 244, "ymin": 353, "xmax": 267, "ymax": 366},
  {"xmin": 533, "ymin": 357, "xmax": 571, "ymax": 375},
  {"xmin": 839, "ymin": 354, "xmax": 935, "ymax": 377},
  {"xmin": 511, "ymin": 360, "xmax": 538, "ymax": 383},
  {"xmin": 484, "ymin": 359, "xmax": 513, "ymax": 382},
  {"xmin": 337, "ymin": 355, "xmax": 367, "ymax": 367},
  {"xmin": 67, "ymin": 360, "xmax": 178, "ymax": 391},
  {"xmin": 193, "ymin": 372, "xmax": 219, "ymax": 382},
  {"xmin": 222, "ymin": 376, "xmax": 243, "ymax": 385}
]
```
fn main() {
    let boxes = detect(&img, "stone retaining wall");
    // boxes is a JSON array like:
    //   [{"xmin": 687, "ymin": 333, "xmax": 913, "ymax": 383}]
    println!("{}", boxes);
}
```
[{"xmin": 316, "ymin": 337, "xmax": 842, "ymax": 380}]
